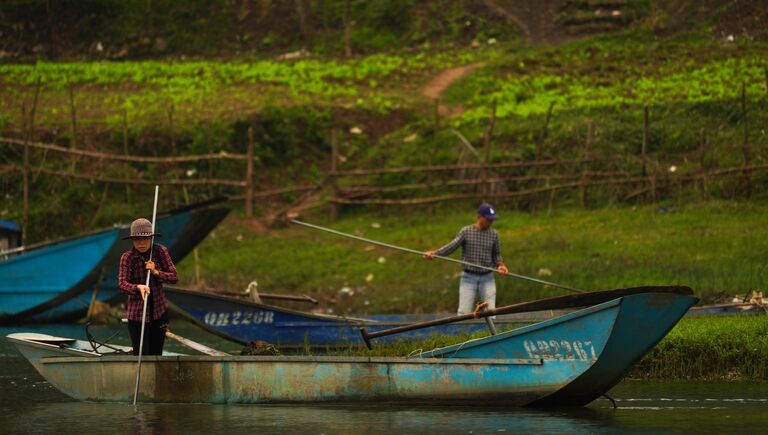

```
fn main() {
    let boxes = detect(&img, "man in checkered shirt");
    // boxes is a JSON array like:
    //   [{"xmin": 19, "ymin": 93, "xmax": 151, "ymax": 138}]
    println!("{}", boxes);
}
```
[{"xmin": 425, "ymin": 203, "xmax": 508, "ymax": 315}]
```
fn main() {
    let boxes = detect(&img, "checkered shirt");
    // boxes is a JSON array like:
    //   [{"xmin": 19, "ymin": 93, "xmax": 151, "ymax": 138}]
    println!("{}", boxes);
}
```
[
  {"xmin": 118, "ymin": 243, "xmax": 177, "ymax": 321},
  {"xmin": 435, "ymin": 225, "xmax": 503, "ymax": 274}
]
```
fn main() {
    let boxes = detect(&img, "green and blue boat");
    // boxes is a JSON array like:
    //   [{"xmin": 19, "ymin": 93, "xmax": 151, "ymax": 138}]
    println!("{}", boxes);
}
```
[{"xmin": 7, "ymin": 288, "xmax": 696, "ymax": 406}]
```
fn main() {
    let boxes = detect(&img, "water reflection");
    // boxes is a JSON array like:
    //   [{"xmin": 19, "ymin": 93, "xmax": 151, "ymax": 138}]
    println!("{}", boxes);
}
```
[{"xmin": 3, "ymin": 401, "xmax": 621, "ymax": 435}]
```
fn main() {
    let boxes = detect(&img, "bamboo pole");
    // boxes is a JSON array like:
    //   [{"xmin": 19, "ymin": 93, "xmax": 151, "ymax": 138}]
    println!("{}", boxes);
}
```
[
  {"xmin": 0, "ymin": 137, "xmax": 247, "ymax": 162},
  {"xmin": 0, "ymin": 165, "xmax": 245, "ymax": 187},
  {"xmin": 133, "ymin": 185, "xmax": 160, "ymax": 406},
  {"xmin": 245, "ymin": 126, "xmax": 254, "ymax": 217}
]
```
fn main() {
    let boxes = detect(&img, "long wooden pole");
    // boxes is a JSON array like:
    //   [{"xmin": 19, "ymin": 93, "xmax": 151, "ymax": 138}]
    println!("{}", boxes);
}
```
[
  {"xmin": 133, "ymin": 185, "xmax": 160, "ymax": 406},
  {"xmin": 291, "ymin": 219, "xmax": 583, "ymax": 293}
]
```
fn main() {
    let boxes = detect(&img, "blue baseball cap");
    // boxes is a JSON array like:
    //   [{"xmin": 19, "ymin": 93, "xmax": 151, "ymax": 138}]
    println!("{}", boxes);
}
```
[{"xmin": 477, "ymin": 203, "xmax": 498, "ymax": 220}]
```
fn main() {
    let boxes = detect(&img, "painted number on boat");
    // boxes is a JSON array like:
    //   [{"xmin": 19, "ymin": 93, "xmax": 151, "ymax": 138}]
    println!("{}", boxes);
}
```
[
  {"xmin": 203, "ymin": 311, "xmax": 274, "ymax": 327},
  {"xmin": 523, "ymin": 339, "xmax": 597, "ymax": 361}
]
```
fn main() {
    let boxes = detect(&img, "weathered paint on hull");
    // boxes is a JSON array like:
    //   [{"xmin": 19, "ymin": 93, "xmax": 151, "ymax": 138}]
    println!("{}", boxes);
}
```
[
  {"xmin": 530, "ymin": 292, "xmax": 698, "ymax": 406},
  {"xmin": 37, "ymin": 355, "xmax": 566, "ymax": 405}
]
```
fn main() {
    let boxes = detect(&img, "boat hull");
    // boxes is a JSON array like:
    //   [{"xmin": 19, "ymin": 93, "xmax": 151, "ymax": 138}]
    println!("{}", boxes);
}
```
[
  {"xmin": 25, "ymin": 205, "xmax": 230, "ymax": 322},
  {"xmin": 0, "ymin": 229, "xmax": 120, "ymax": 322},
  {"xmin": 34, "ymin": 355, "xmax": 559, "ymax": 405},
  {"xmin": 7, "ymin": 292, "xmax": 695, "ymax": 406}
]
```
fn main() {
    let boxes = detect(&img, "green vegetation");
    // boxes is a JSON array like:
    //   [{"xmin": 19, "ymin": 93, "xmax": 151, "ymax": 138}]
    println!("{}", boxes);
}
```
[
  {"xmin": 0, "ymin": 50, "xmax": 487, "ymax": 130},
  {"xmin": 629, "ymin": 315, "xmax": 768, "ymax": 381}
]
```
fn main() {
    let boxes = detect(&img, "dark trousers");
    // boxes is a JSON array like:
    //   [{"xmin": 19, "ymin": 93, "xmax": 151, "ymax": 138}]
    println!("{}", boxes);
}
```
[{"xmin": 128, "ymin": 311, "xmax": 169, "ymax": 356}]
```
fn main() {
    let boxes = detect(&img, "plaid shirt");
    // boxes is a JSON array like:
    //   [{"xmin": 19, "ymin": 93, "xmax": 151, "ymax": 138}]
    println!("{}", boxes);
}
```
[
  {"xmin": 436, "ymin": 225, "xmax": 503, "ymax": 274},
  {"xmin": 118, "ymin": 243, "xmax": 177, "ymax": 321}
]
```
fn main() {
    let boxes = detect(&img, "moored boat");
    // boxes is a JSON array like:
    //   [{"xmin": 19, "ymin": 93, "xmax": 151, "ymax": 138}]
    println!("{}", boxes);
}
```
[
  {"xmin": 7, "ymin": 290, "xmax": 697, "ymax": 406},
  {"xmin": 165, "ymin": 286, "xmax": 566, "ymax": 347},
  {"xmin": 24, "ymin": 198, "xmax": 231, "ymax": 323},
  {"xmin": 0, "ymin": 228, "xmax": 122, "ymax": 323}
]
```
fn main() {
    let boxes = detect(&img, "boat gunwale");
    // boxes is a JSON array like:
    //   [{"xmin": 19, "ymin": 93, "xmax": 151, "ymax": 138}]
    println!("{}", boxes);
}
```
[
  {"xmin": 36, "ymin": 354, "xmax": 544, "ymax": 365},
  {"xmin": 0, "ymin": 196, "xmax": 227, "ymax": 258},
  {"xmin": 421, "ymin": 296, "xmax": 623, "ymax": 358}
]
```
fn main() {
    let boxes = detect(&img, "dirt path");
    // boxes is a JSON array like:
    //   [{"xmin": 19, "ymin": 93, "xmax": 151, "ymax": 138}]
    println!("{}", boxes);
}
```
[{"xmin": 421, "ymin": 63, "xmax": 482, "ymax": 116}]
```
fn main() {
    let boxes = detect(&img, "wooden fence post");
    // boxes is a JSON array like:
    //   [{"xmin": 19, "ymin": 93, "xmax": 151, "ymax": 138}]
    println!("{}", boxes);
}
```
[
  {"xmin": 206, "ymin": 122, "xmax": 214, "ymax": 198},
  {"xmin": 641, "ymin": 106, "xmax": 648, "ymax": 177},
  {"xmin": 428, "ymin": 98, "xmax": 440, "ymax": 166},
  {"xmin": 21, "ymin": 80, "xmax": 41, "ymax": 246},
  {"xmin": 245, "ymin": 126, "xmax": 254, "ymax": 217},
  {"xmin": 182, "ymin": 187, "xmax": 202, "ymax": 288},
  {"xmin": 330, "ymin": 128, "xmax": 340, "ymax": 221},
  {"xmin": 483, "ymin": 99, "xmax": 496, "ymax": 202},
  {"xmin": 741, "ymin": 81, "xmax": 751, "ymax": 198},
  {"xmin": 21, "ymin": 103, "xmax": 29, "ymax": 247},
  {"xmin": 68, "ymin": 83, "xmax": 78, "ymax": 172},
  {"xmin": 538, "ymin": 101, "xmax": 555, "ymax": 161},
  {"xmin": 68, "ymin": 83, "xmax": 77, "ymax": 149},
  {"xmin": 697, "ymin": 128, "xmax": 708, "ymax": 199},
  {"xmin": 168, "ymin": 103, "xmax": 177, "ymax": 155},
  {"xmin": 122, "ymin": 106, "xmax": 132, "ymax": 203},
  {"xmin": 343, "ymin": 0, "xmax": 352, "ymax": 58},
  {"xmin": 580, "ymin": 119, "xmax": 592, "ymax": 208}
]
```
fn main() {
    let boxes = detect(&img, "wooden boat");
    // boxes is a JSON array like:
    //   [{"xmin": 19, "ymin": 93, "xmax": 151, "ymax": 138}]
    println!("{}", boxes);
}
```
[
  {"xmin": 0, "ymin": 227, "xmax": 122, "ymax": 323},
  {"xmin": 6, "ymin": 290, "xmax": 697, "ymax": 406},
  {"xmin": 165, "ymin": 286, "xmax": 572, "ymax": 347},
  {"xmin": 24, "ymin": 198, "xmax": 231, "ymax": 323}
]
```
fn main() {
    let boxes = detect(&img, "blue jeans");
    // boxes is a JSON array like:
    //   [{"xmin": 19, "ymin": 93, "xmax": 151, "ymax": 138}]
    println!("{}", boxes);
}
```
[{"xmin": 458, "ymin": 272, "xmax": 496, "ymax": 315}]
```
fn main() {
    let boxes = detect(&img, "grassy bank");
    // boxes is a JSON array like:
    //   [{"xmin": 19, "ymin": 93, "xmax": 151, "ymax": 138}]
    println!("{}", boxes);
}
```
[
  {"xmin": 175, "ymin": 200, "xmax": 768, "ymax": 314},
  {"xmin": 629, "ymin": 315, "xmax": 768, "ymax": 381}
]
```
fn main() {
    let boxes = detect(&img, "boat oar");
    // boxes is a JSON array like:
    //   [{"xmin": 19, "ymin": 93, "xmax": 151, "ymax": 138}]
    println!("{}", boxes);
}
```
[
  {"xmin": 358, "ymin": 285, "xmax": 693, "ymax": 349},
  {"xmin": 291, "ymin": 219, "xmax": 583, "ymax": 294},
  {"xmin": 133, "ymin": 185, "xmax": 159, "ymax": 406},
  {"xmin": 165, "ymin": 330, "xmax": 230, "ymax": 356}
]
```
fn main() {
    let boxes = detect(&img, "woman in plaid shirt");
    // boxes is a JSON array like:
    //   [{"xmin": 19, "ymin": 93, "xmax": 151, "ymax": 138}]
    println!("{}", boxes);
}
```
[
  {"xmin": 425, "ymin": 203, "xmax": 508, "ymax": 315},
  {"xmin": 118, "ymin": 218, "xmax": 178, "ymax": 355}
]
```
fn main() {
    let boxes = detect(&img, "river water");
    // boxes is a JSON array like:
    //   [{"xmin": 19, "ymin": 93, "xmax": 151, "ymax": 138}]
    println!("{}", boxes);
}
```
[{"xmin": 2, "ymin": 322, "xmax": 766, "ymax": 434}]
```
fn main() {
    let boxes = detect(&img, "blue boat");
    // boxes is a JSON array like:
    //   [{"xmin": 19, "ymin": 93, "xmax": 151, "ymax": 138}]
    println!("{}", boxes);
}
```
[
  {"xmin": 0, "ymin": 228, "xmax": 121, "ymax": 323},
  {"xmin": 25, "ymin": 199, "xmax": 231, "ymax": 322},
  {"xmin": 6, "ymin": 290, "xmax": 697, "ymax": 406},
  {"xmin": 165, "ymin": 286, "xmax": 688, "ymax": 348}
]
